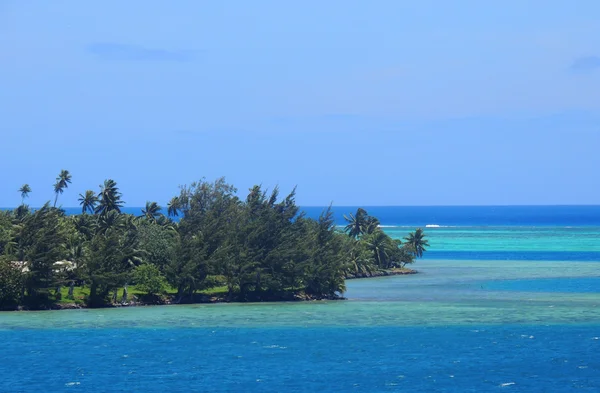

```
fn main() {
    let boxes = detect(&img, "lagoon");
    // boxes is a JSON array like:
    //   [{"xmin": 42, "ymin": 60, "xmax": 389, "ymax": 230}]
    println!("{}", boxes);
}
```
[
  {"xmin": 2, "ymin": 208, "xmax": 600, "ymax": 392},
  {"xmin": 1, "ymin": 258, "xmax": 600, "ymax": 392}
]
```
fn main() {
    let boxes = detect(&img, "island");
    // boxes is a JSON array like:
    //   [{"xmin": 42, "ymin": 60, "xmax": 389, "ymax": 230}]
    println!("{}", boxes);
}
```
[{"xmin": 0, "ymin": 171, "xmax": 429, "ymax": 310}]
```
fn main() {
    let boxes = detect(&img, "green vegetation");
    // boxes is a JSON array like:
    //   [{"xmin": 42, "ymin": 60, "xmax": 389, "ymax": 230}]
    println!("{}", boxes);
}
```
[
  {"xmin": 0, "ymin": 172, "xmax": 428, "ymax": 310},
  {"xmin": 133, "ymin": 264, "xmax": 167, "ymax": 296},
  {"xmin": 341, "ymin": 208, "xmax": 427, "ymax": 277}
]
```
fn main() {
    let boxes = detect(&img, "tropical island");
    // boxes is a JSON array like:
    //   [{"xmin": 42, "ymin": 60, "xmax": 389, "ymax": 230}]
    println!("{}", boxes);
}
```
[{"xmin": 0, "ymin": 171, "xmax": 428, "ymax": 310}]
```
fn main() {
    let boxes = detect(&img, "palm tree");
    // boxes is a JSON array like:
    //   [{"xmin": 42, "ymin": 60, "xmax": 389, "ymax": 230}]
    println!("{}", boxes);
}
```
[
  {"xmin": 345, "ymin": 242, "xmax": 375, "ymax": 277},
  {"xmin": 141, "ymin": 201, "xmax": 162, "ymax": 221},
  {"xmin": 404, "ymin": 228, "xmax": 429, "ymax": 258},
  {"xmin": 363, "ymin": 216, "xmax": 381, "ymax": 235},
  {"xmin": 364, "ymin": 230, "xmax": 393, "ymax": 268},
  {"xmin": 18, "ymin": 184, "xmax": 31, "ymax": 205},
  {"xmin": 95, "ymin": 179, "xmax": 124, "ymax": 215},
  {"xmin": 78, "ymin": 190, "xmax": 98, "ymax": 214},
  {"xmin": 97, "ymin": 210, "xmax": 126, "ymax": 234},
  {"xmin": 53, "ymin": 169, "xmax": 72, "ymax": 207},
  {"xmin": 343, "ymin": 208, "xmax": 368, "ymax": 238},
  {"xmin": 71, "ymin": 214, "xmax": 96, "ymax": 240},
  {"xmin": 167, "ymin": 197, "xmax": 181, "ymax": 217}
]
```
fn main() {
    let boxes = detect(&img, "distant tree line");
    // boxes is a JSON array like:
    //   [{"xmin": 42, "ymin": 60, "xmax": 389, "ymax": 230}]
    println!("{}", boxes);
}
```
[{"xmin": 0, "ymin": 172, "xmax": 428, "ymax": 309}]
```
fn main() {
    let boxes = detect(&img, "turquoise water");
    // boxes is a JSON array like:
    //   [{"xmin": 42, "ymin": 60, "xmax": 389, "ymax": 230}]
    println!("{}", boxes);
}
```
[
  {"xmin": 1, "ymin": 207, "xmax": 600, "ymax": 391},
  {"xmin": 1, "ymin": 259, "xmax": 599, "ymax": 391},
  {"xmin": 385, "ymin": 226, "xmax": 600, "ymax": 261},
  {"xmin": 483, "ymin": 277, "xmax": 600, "ymax": 293}
]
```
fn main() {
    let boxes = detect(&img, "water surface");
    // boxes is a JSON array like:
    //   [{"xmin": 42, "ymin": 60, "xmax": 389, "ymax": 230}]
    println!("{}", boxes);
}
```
[{"xmin": 2, "ymin": 207, "xmax": 600, "ymax": 391}]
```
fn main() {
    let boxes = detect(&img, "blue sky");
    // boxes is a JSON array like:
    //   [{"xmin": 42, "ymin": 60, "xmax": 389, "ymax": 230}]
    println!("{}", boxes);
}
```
[{"xmin": 1, "ymin": 1, "xmax": 599, "ymax": 207}]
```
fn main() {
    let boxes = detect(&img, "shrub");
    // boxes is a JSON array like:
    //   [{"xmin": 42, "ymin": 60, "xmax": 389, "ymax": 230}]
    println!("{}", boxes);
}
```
[
  {"xmin": 0, "ymin": 261, "xmax": 23, "ymax": 308},
  {"xmin": 133, "ymin": 264, "xmax": 167, "ymax": 296}
]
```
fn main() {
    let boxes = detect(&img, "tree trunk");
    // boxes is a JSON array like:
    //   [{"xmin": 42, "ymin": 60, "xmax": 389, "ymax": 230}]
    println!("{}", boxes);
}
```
[
  {"xmin": 90, "ymin": 281, "xmax": 98, "ymax": 306},
  {"xmin": 121, "ymin": 284, "xmax": 128, "ymax": 303},
  {"xmin": 227, "ymin": 282, "xmax": 234, "ymax": 300},
  {"xmin": 255, "ymin": 271, "xmax": 261, "ymax": 298},
  {"xmin": 176, "ymin": 284, "xmax": 184, "ymax": 303},
  {"xmin": 67, "ymin": 281, "xmax": 74, "ymax": 299},
  {"xmin": 20, "ymin": 282, "xmax": 26, "ymax": 303}
]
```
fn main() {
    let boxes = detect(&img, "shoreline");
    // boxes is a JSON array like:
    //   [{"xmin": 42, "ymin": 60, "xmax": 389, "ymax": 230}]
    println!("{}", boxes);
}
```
[
  {"xmin": 345, "ymin": 268, "xmax": 417, "ymax": 280},
  {"xmin": 2, "ymin": 269, "xmax": 418, "ymax": 312}
]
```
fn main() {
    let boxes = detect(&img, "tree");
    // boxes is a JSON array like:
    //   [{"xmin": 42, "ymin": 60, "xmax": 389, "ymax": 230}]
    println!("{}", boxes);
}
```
[
  {"xmin": 404, "ymin": 228, "xmax": 429, "ymax": 258},
  {"xmin": 167, "ymin": 197, "xmax": 181, "ymax": 217},
  {"xmin": 363, "ymin": 230, "xmax": 393, "ymax": 268},
  {"xmin": 394, "ymin": 242, "xmax": 417, "ymax": 268},
  {"xmin": 0, "ymin": 261, "xmax": 23, "ymax": 309},
  {"xmin": 2, "ymin": 175, "xmax": 422, "ymax": 308},
  {"xmin": 0, "ymin": 212, "xmax": 13, "ymax": 257},
  {"xmin": 53, "ymin": 169, "xmax": 72, "ymax": 207},
  {"xmin": 363, "ymin": 216, "xmax": 381, "ymax": 235},
  {"xmin": 85, "ymin": 230, "xmax": 128, "ymax": 305},
  {"xmin": 137, "ymin": 221, "xmax": 177, "ymax": 271},
  {"xmin": 18, "ymin": 184, "xmax": 31, "ymax": 205},
  {"xmin": 78, "ymin": 190, "xmax": 98, "ymax": 214},
  {"xmin": 133, "ymin": 264, "xmax": 167, "ymax": 296},
  {"xmin": 343, "ymin": 208, "xmax": 368, "ymax": 239},
  {"xmin": 141, "ymin": 201, "xmax": 162, "ymax": 221},
  {"xmin": 96, "ymin": 210, "xmax": 126, "ymax": 234},
  {"xmin": 342, "ymin": 237, "xmax": 375, "ymax": 277},
  {"xmin": 85, "ymin": 218, "xmax": 142, "ymax": 305},
  {"xmin": 95, "ymin": 179, "xmax": 124, "ymax": 215},
  {"xmin": 166, "ymin": 232, "xmax": 209, "ymax": 300},
  {"xmin": 19, "ymin": 204, "xmax": 69, "ymax": 299},
  {"xmin": 303, "ymin": 207, "xmax": 346, "ymax": 297}
]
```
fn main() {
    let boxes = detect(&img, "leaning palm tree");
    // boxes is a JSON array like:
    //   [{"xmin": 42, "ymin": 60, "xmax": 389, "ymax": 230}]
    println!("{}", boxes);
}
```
[
  {"xmin": 345, "ymin": 242, "xmax": 376, "ymax": 277},
  {"xmin": 141, "ymin": 201, "xmax": 162, "ymax": 221},
  {"xmin": 167, "ymin": 196, "xmax": 181, "ymax": 217},
  {"xmin": 95, "ymin": 179, "xmax": 124, "ymax": 215},
  {"xmin": 404, "ymin": 228, "xmax": 429, "ymax": 258},
  {"xmin": 364, "ymin": 230, "xmax": 393, "ymax": 268},
  {"xmin": 53, "ymin": 169, "xmax": 72, "ymax": 207},
  {"xmin": 363, "ymin": 216, "xmax": 381, "ymax": 235},
  {"xmin": 343, "ymin": 208, "xmax": 368, "ymax": 239},
  {"xmin": 18, "ymin": 184, "xmax": 31, "ymax": 205},
  {"xmin": 97, "ymin": 210, "xmax": 126, "ymax": 234},
  {"xmin": 78, "ymin": 190, "xmax": 98, "ymax": 214}
]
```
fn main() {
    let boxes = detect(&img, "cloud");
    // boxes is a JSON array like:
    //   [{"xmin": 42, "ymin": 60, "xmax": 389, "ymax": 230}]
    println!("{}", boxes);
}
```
[
  {"xmin": 569, "ymin": 56, "xmax": 600, "ymax": 73},
  {"xmin": 87, "ymin": 43, "xmax": 193, "ymax": 62}
]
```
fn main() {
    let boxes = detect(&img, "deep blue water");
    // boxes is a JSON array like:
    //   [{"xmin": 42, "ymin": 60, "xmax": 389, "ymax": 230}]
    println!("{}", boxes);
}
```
[
  {"xmin": 2, "ymin": 205, "xmax": 599, "ymax": 392},
  {"xmin": 1, "ymin": 326, "xmax": 599, "ymax": 392},
  {"xmin": 5, "ymin": 205, "xmax": 600, "ymax": 227},
  {"xmin": 303, "ymin": 205, "xmax": 600, "ymax": 227}
]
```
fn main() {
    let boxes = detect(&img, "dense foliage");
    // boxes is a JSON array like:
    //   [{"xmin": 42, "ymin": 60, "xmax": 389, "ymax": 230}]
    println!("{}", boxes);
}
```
[{"xmin": 0, "ymin": 172, "xmax": 428, "ymax": 309}]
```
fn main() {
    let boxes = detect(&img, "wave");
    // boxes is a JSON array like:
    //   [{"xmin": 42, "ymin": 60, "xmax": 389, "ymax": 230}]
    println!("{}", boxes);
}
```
[{"xmin": 379, "ymin": 225, "xmax": 457, "ymax": 229}]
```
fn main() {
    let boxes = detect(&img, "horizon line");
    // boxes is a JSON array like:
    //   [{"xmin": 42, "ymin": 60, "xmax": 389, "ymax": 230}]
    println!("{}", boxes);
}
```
[{"xmin": 2, "ymin": 204, "xmax": 600, "ymax": 209}]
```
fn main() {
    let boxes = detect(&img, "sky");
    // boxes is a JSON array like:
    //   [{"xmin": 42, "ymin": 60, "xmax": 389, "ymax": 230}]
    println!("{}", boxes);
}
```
[{"xmin": 1, "ymin": 0, "xmax": 600, "ymax": 207}]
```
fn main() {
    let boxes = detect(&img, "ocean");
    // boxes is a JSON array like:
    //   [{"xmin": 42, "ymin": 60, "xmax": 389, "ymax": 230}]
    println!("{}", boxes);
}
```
[
  {"xmin": 1, "ymin": 206, "xmax": 599, "ymax": 392},
  {"xmin": 45, "ymin": 205, "xmax": 600, "ymax": 227}
]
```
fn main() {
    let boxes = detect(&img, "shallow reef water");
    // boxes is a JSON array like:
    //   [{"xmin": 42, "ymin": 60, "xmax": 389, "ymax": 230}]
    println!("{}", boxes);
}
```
[{"xmin": 1, "ymin": 218, "xmax": 600, "ymax": 392}]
